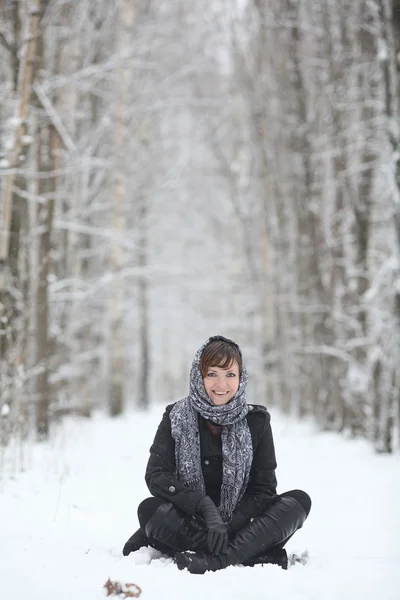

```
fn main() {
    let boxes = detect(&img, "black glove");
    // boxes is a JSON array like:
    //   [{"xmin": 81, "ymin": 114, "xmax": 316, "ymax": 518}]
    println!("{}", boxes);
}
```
[
  {"xmin": 186, "ymin": 515, "xmax": 208, "ymax": 550},
  {"xmin": 196, "ymin": 496, "xmax": 228, "ymax": 555},
  {"xmin": 191, "ymin": 528, "xmax": 208, "ymax": 550}
]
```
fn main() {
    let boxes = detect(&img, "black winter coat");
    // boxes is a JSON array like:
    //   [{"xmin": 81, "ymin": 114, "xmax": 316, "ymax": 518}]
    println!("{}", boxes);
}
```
[{"xmin": 145, "ymin": 403, "xmax": 278, "ymax": 531}]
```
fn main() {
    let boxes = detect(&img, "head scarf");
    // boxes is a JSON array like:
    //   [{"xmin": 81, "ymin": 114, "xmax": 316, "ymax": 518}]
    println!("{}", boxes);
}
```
[{"xmin": 170, "ymin": 336, "xmax": 253, "ymax": 522}]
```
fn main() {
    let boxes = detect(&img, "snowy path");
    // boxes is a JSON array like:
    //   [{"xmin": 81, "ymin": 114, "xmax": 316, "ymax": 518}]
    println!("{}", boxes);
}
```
[{"xmin": 1, "ymin": 406, "xmax": 399, "ymax": 600}]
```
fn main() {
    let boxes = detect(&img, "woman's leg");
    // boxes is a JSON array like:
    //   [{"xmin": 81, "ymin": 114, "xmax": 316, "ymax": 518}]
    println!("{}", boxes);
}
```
[
  {"xmin": 122, "ymin": 497, "xmax": 165, "ymax": 556},
  {"xmin": 272, "ymin": 490, "xmax": 312, "ymax": 549},
  {"xmin": 243, "ymin": 489, "xmax": 312, "ymax": 569},
  {"xmin": 144, "ymin": 501, "xmax": 208, "ymax": 555},
  {"xmin": 124, "ymin": 497, "xmax": 208, "ymax": 557},
  {"xmin": 279, "ymin": 490, "xmax": 312, "ymax": 517},
  {"xmin": 138, "ymin": 497, "xmax": 165, "ymax": 529},
  {"xmin": 176, "ymin": 493, "xmax": 309, "ymax": 574}
]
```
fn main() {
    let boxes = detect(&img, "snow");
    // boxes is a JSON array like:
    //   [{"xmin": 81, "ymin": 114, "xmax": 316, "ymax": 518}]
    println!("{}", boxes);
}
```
[
  {"xmin": 1, "ymin": 406, "xmax": 399, "ymax": 600},
  {"xmin": 377, "ymin": 38, "xmax": 388, "ymax": 62},
  {"xmin": 0, "ymin": 404, "xmax": 10, "ymax": 417}
]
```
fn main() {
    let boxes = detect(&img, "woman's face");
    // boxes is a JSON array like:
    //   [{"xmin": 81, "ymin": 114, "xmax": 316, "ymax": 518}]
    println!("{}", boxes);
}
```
[{"xmin": 203, "ymin": 361, "xmax": 240, "ymax": 405}]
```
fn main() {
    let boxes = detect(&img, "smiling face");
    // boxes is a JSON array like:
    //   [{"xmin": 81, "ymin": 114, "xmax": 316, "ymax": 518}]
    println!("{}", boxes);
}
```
[{"xmin": 203, "ymin": 361, "xmax": 240, "ymax": 406}]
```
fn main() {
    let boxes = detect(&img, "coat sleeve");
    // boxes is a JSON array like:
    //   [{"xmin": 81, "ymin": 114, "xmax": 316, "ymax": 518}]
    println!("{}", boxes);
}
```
[
  {"xmin": 145, "ymin": 407, "xmax": 204, "ymax": 516},
  {"xmin": 229, "ymin": 409, "xmax": 278, "ymax": 532}
]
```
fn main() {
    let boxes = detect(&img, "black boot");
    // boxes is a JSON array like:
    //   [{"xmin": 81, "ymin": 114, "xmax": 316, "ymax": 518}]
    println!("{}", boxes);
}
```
[
  {"xmin": 175, "ymin": 496, "xmax": 306, "ymax": 574},
  {"xmin": 243, "ymin": 547, "xmax": 288, "ymax": 570},
  {"xmin": 122, "ymin": 528, "xmax": 149, "ymax": 556},
  {"xmin": 145, "ymin": 502, "xmax": 207, "ymax": 554}
]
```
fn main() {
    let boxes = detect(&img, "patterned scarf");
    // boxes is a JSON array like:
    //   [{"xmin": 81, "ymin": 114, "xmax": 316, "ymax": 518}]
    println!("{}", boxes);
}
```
[{"xmin": 169, "ymin": 336, "xmax": 253, "ymax": 522}]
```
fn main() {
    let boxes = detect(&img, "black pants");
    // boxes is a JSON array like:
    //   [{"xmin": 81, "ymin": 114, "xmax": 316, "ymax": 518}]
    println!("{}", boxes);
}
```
[
  {"xmin": 137, "ymin": 489, "xmax": 311, "ymax": 555},
  {"xmin": 268, "ymin": 490, "xmax": 311, "ymax": 549}
]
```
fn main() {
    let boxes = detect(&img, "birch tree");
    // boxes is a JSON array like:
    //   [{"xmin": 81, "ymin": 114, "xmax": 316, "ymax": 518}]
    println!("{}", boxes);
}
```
[
  {"xmin": 106, "ymin": 0, "xmax": 135, "ymax": 416},
  {"xmin": 0, "ymin": 1, "xmax": 40, "ymax": 445}
]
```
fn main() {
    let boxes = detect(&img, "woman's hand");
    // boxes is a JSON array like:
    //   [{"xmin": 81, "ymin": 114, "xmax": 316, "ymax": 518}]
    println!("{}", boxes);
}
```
[{"xmin": 196, "ymin": 496, "xmax": 228, "ymax": 554}]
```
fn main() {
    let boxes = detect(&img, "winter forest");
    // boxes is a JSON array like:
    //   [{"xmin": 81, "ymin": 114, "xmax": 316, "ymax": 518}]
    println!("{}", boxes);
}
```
[{"xmin": 1, "ymin": 0, "xmax": 400, "ymax": 460}]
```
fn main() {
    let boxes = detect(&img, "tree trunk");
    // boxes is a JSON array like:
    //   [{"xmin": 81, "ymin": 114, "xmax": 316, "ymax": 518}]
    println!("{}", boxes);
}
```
[
  {"xmin": 0, "ymin": 3, "xmax": 40, "ymax": 350},
  {"xmin": 35, "ymin": 119, "xmax": 57, "ymax": 439},
  {"xmin": 108, "ymin": 0, "xmax": 135, "ymax": 416},
  {"xmin": 137, "ymin": 196, "xmax": 149, "ymax": 409},
  {"xmin": 375, "ymin": 0, "xmax": 400, "ymax": 451},
  {"xmin": 34, "ymin": 0, "xmax": 57, "ymax": 439}
]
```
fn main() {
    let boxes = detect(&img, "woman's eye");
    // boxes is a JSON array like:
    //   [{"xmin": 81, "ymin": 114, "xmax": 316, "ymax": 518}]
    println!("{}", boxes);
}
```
[
  {"xmin": 227, "ymin": 373, "xmax": 236, "ymax": 377},
  {"xmin": 207, "ymin": 372, "xmax": 216, "ymax": 377}
]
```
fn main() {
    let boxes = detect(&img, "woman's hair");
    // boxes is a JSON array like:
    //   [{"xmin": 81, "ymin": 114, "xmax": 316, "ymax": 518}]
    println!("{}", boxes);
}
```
[{"xmin": 200, "ymin": 337, "xmax": 242, "ymax": 377}]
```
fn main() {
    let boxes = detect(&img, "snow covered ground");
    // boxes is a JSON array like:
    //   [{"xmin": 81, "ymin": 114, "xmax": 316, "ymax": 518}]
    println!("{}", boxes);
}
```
[{"xmin": 1, "ymin": 405, "xmax": 399, "ymax": 600}]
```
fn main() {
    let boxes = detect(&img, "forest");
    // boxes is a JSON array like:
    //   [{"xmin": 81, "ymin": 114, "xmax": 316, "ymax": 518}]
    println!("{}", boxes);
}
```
[{"xmin": 1, "ymin": 0, "xmax": 399, "ymax": 456}]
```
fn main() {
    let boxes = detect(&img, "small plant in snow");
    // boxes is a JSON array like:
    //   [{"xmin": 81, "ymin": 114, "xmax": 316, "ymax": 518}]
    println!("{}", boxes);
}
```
[{"xmin": 103, "ymin": 578, "xmax": 141, "ymax": 598}]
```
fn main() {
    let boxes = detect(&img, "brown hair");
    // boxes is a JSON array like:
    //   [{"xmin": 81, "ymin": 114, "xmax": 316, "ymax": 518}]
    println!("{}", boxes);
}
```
[{"xmin": 200, "ymin": 337, "xmax": 242, "ymax": 378}]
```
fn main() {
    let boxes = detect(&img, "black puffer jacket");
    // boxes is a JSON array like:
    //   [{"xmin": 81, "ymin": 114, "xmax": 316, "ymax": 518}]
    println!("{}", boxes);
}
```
[{"xmin": 145, "ymin": 403, "xmax": 278, "ymax": 531}]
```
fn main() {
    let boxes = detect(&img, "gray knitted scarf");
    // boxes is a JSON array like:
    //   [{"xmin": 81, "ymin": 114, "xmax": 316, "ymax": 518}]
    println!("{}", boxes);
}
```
[{"xmin": 169, "ymin": 336, "xmax": 253, "ymax": 523}]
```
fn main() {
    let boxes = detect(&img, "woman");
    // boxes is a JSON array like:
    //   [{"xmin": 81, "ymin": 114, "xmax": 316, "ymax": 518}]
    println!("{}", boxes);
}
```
[{"xmin": 122, "ymin": 335, "xmax": 311, "ymax": 574}]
